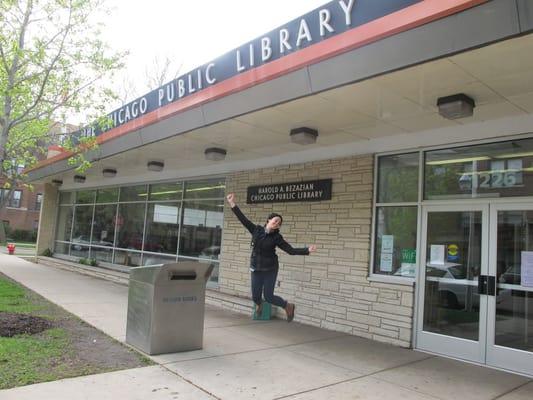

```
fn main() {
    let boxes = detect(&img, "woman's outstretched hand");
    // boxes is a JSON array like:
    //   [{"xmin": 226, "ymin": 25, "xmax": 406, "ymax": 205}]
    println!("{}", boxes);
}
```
[
  {"xmin": 226, "ymin": 193, "xmax": 236, "ymax": 208},
  {"xmin": 308, "ymin": 245, "xmax": 317, "ymax": 253}
]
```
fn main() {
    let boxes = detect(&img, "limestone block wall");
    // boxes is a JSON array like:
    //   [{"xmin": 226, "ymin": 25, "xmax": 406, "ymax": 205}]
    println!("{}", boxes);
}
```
[
  {"xmin": 36, "ymin": 183, "xmax": 59, "ymax": 255},
  {"xmin": 219, "ymin": 155, "xmax": 415, "ymax": 347}
]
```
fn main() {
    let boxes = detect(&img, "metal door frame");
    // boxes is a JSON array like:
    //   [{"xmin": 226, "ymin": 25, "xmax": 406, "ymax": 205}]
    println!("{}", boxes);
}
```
[
  {"xmin": 416, "ymin": 203, "xmax": 489, "ymax": 363},
  {"xmin": 487, "ymin": 202, "xmax": 533, "ymax": 376}
]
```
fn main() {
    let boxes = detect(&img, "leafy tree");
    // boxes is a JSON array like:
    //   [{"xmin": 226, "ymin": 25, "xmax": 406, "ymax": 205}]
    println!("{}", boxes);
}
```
[{"xmin": 0, "ymin": 0, "xmax": 125, "ymax": 243}]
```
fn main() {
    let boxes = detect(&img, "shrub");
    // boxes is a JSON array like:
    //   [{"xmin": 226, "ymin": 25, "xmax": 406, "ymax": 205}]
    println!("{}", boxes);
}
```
[
  {"xmin": 9, "ymin": 229, "xmax": 37, "ymax": 242},
  {"xmin": 78, "ymin": 258, "xmax": 97, "ymax": 267},
  {"xmin": 42, "ymin": 248, "xmax": 53, "ymax": 257}
]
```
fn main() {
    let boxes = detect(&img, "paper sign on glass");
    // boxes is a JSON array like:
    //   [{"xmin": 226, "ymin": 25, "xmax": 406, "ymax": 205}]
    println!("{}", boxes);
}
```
[
  {"xmin": 521, "ymin": 251, "xmax": 533, "ymax": 287},
  {"xmin": 430, "ymin": 245, "xmax": 445, "ymax": 265},
  {"xmin": 380, "ymin": 253, "xmax": 393, "ymax": 272},
  {"xmin": 381, "ymin": 235, "xmax": 394, "ymax": 253}
]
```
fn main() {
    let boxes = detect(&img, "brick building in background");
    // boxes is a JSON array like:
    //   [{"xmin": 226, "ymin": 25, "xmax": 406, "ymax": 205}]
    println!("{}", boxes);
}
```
[{"xmin": 0, "ymin": 122, "xmax": 77, "ymax": 235}]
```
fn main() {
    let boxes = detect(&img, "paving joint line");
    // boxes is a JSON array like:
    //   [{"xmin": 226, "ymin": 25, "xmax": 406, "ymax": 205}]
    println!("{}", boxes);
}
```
[
  {"xmin": 271, "ymin": 354, "xmax": 439, "ymax": 400},
  {"xmin": 490, "ymin": 379, "xmax": 533, "ymax": 400},
  {"xmin": 159, "ymin": 364, "xmax": 222, "ymax": 400}
]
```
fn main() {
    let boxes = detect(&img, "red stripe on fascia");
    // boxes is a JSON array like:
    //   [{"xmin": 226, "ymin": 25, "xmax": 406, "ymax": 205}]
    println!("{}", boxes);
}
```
[{"xmin": 30, "ymin": 0, "xmax": 488, "ymax": 172}]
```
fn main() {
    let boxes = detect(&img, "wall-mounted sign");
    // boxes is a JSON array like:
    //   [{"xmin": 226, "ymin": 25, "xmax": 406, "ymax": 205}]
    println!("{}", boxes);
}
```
[
  {"xmin": 247, "ymin": 179, "xmax": 332, "ymax": 204},
  {"xmin": 72, "ymin": 0, "xmax": 421, "ymax": 141}
]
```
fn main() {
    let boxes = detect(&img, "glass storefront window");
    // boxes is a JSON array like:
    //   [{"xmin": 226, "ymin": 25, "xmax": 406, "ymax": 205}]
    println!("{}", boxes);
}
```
[
  {"xmin": 96, "ymin": 188, "xmax": 119, "ymax": 203},
  {"xmin": 144, "ymin": 202, "xmax": 180, "ymax": 254},
  {"xmin": 116, "ymin": 203, "xmax": 146, "ymax": 250},
  {"xmin": 373, "ymin": 207, "xmax": 417, "ymax": 277},
  {"xmin": 71, "ymin": 205, "xmax": 94, "ymax": 245},
  {"xmin": 149, "ymin": 182, "xmax": 183, "ymax": 201},
  {"xmin": 113, "ymin": 250, "xmax": 142, "ymax": 267},
  {"xmin": 91, "ymin": 204, "xmax": 116, "ymax": 247},
  {"xmin": 179, "ymin": 199, "xmax": 223, "ymax": 259},
  {"xmin": 91, "ymin": 246, "xmax": 113, "ymax": 263},
  {"xmin": 185, "ymin": 179, "xmax": 225, "ymax": 200},
  {"xmin": 70, "ymin": 244, "xmax": 89, "ymax": 258},
  {"xmin": 56, "ymin": 206, "xmax": 73, "ymax": 241},
  {"xmin": 59, "ymin": 191, "xmax": 75, "ymax": 205},
  {"xmin": 425, "ymin": 138, "xmax": 533, "ymax": 199},
  {"xmin": 119, "ymin": 185, "xmax": 148, "ymax": 202},
  {"xmin": 142, "ymin": 253, "xmax": 176, "ymax": 266},
  {"xmin": 76, "ymin": 190, "xmax": 96, "ymax": 204},
  {"xmin": 54, "ymin": 179, "xmax": 224, "ymax": 279},
  {"xmin": 378, "ymin": 153, "xmax": 419, "ymax": 203},
  {"xmin": 54, "ymin": 242, "xmax": 70, "ymax": 255}
]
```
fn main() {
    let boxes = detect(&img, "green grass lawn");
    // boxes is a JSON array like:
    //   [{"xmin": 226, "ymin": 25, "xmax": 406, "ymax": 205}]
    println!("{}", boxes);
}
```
[
  {"xmin": 3, "ymin": 242, "xmax": 36, "ymax": 248},
  {"xmin": 0, "ymin": 276, "xmax": 151, "ymax": 389},
  {"xmin": 0, "ymin": 278, "xmax": 66, "ymax": 389},
  {"xmin": 0, "ymin": 278, "xmax": 41, "ymax": 313}
]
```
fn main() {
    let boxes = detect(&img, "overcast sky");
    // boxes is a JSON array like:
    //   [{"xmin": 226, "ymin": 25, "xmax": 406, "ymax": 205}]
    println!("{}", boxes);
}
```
[{"xmin": 102, "ymin": 0, "xmax": 328, "ymax": 103}]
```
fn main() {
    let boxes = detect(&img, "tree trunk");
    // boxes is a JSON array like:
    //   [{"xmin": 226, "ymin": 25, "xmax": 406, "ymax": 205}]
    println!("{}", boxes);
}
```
[
  {"xmin": 0, "ymin": 190, "xmax": 13, "ymax": 244},
  {"xmin": 0, "ymin": 221, "xmax": 6, "ymax": 245}
]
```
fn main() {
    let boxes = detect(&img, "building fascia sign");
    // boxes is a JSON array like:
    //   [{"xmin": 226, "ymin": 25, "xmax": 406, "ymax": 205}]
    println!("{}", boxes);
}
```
[{"xmin": 73, "ymin": 0, "xmax": 486, "ymax": 141}]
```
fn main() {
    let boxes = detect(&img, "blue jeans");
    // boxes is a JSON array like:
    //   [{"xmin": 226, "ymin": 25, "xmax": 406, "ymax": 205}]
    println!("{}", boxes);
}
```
[{"xmin": 251, "ymin": 269, "xmax": 287, "ymax": 308}]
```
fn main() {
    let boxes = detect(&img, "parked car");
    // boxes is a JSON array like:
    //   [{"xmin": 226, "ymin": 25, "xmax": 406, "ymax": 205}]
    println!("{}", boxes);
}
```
[{"xmin": 199, "ymin": 245, "xmax": 220, "ymax": 260}]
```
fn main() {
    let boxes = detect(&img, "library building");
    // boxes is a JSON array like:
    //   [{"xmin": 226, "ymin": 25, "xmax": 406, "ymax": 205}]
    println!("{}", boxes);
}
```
[{"xmin": 27, "ymin": 0, "xmax": 533, "ymax": 377}]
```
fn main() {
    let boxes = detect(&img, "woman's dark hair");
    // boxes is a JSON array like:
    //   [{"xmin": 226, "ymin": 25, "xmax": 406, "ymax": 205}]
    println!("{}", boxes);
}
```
[{"xmin": 267, "ymin": 212, "xmax": 283, "ymax": 225}]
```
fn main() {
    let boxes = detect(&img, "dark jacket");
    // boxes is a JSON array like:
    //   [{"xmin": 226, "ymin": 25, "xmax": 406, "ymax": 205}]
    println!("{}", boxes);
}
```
[{"xmin": 231, "ymin": 206, "xmax": 309, "ymax": 272}]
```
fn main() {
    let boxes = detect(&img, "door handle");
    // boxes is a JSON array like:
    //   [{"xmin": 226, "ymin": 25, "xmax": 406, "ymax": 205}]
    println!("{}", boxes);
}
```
[
  {"xmin": 477, "ymin": 275, "xmax": 496, "ymax": 296},
  {"xmin": 487, "ymin": 276, "xmax": 496, "ymax": 296},
  {"xmin": 478, "ymin": 275, "xmax": 487, "ymax": 295}
]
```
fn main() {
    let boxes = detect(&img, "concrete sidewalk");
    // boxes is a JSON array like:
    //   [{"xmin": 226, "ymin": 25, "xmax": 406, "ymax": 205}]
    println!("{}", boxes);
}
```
[{"xmin": 0, "ymin": 254, "xmax": 531, "ymax": 400}]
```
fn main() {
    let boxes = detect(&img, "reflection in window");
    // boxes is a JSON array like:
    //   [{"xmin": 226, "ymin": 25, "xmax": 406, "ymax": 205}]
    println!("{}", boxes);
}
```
[
  {"xmin": 184, "ymin": 179, "xmax": 225, "ymax": 200},
  {"xmin": 149, "ymin": 182, "xmax": 183, "ymax": 201},
  {"xmin": 70, "ymin": 243, "xmax": 89, "ymax": 258},
  {"xmin": 91, "ymin": 246, "xmax": 113, "ymax": 263},
  {"xmin": 423, "ymin": 211, "xmax": 482, "ymax": 341},
  {"xmin": 119, "ymin": 185, "xmax": 148, "ymax": 202},
  {"xmin": 116, "ymin": 203, "xmax": 146, "ymax": 250},
  {"xmin": 54, "ymin": 242, "xmax": 69, "ymax": 255},
  {"xmin": 56, "ymin": 206, "xmax": 73, "ymax": 241},
  {"xmin": 373, "ymin": 207, "xmax": 417, "ymax": 277},
  {"xmin": 378, "ymin": 153, "xmax": 419, "ymax": 203},
  {"xmin": 179, "ymin": 200, "xmax": 223, "ymax": 259},
  {"xmin": 143, "ymin": 253, "xmax": 176, "ymax": 266},
  {"xmin": 59, "ymin": 191, "xmax": 75, "ymax": 205},
  {"xmin": 495, "ymin": 210, "xmax": 533, "ymax": 351},
  {"xmin": 113, "ymin": 250, "xmax": 141, "ymax": 267},
  {"xmin": 144, "ymin": 202, "xmax": 180, "ymax": 254},
  {"xmin": 54, "ymin": 178, "xmax": 225, "ymax": 280},
  {"xmin": 91, "ymin": 205, "xmax": 116, "ymax": 247},
  {"xmin": 71, "ymin": 205, "xmax": 94, "ymax": 245},
  {"xmin": 425, "ymin": 138, "xmax": 533, "ymax": 199},
  {"xmin": 76, "ymin": 190, "xmax": 95, "ymax": 204},
  {"xmin": 96, "ymin": 188, "xmax": 119, "ymax": 203}
]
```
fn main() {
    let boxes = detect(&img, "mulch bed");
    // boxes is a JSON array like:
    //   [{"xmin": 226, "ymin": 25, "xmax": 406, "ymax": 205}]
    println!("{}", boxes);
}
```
[{"xmin": 0, "ymin": 312, "xmax": 54, "ymax": 337}]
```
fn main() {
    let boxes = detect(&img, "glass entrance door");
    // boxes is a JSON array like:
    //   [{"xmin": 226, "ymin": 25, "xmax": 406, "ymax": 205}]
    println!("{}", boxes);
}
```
[
  {"xmin": 416, "ymin": 204, "xmax": 489, "ymax": 363},
  {"xmin": 487, "ymin": 204, "xmax": 533, "ymax": 376}
]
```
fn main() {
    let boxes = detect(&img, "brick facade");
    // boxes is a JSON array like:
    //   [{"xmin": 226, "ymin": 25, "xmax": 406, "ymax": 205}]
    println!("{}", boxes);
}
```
[
  {"xmin": 218, "ymin": 155, "xmax": 415, "ymax": 347},
  {"xmin": 0, "ymin": 182, "xmax": 44, "ymax": 232}
]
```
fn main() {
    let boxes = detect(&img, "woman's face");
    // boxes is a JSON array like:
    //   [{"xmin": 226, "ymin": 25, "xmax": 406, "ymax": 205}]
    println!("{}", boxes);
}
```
[{"xmin": 266, "ymin": 216, "xmax": 282, "ymax": 231}]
